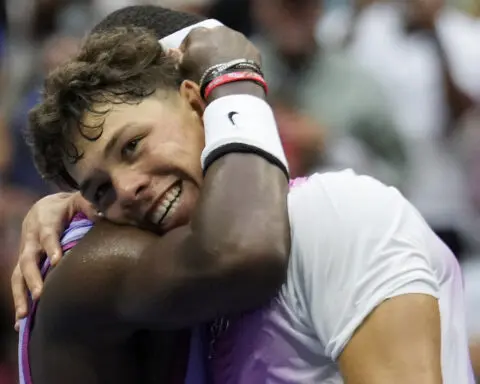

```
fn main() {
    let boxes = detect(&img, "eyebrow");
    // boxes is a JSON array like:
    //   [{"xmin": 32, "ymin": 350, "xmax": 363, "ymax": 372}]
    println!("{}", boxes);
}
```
[
  {"xmin": 103, "ymin": 123, "xmax": 131, "ymax": 160},
  {"xmin": 78, "ymin": 123, "xmax": 131, "ymax": 196}
]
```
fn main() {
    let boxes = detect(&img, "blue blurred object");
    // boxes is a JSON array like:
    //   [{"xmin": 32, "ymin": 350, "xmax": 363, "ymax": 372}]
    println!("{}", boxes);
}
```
[
  {"xmin": 323, "ymin": 0, "xmax": 350, "ymax": 10},
  {"xmin": 0, "ymin": 28, "xmax": 5, "ymax": 62},
  {"xmin": 8, "ymin": 88, "xmax": 53, "ymax": 196}
]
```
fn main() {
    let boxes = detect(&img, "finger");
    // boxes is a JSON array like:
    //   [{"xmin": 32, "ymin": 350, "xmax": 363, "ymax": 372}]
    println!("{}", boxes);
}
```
[
  {"xmin": 39, "ymin": 231, "xmax": 63, "ymax": 266},
  {"xmin": 19, "ymin": 215, "xmax": 35, "ymax": 255},
  {"xmin": 179, "ymin": 26, "xmax": 208, "ymax": 53},
  {"xmin": 167, "ymin": 48, "xmax": 183, "ymax": 64},
  {"xmin": 19, "ymin": 248, "xmax": 44, "ymax": 299},
  {"xmin": 11, "ymin": 267, "xmax": 29, "ymax": 320},
  {"xmin": 72, "ymin": 193, "xmax": 97, "ymax": 221}
]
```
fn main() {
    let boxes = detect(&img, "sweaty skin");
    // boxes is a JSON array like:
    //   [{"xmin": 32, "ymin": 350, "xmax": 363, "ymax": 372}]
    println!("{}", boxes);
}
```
[{"xmin": 28, "ymin": 78, "xmax": 290, "ymax": 383}]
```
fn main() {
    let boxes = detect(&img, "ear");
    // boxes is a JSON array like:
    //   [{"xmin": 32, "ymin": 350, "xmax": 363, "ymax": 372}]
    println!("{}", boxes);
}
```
[{"xmin": 179, "ymin": 80, "xmax": 206, "ymax": 117}]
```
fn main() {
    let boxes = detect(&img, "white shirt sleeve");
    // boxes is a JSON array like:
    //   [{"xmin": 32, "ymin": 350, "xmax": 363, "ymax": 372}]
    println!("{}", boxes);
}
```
[
  {"xmin": 461, "ymin": 258, "xmax": 480, "ymax": 339},
  {"xmin": 288, "ymin": 171, "xmax": 440, "ymax": 360}
]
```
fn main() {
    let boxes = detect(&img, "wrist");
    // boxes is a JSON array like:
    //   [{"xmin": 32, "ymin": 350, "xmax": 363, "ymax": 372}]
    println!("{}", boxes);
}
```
[
  {"xmin": 201, "ymin": 94, "xmax": 290, "ymax": 179},
  {"xmin": 206, "ymin": 82, "xmax": 266, "ymax": 104}
]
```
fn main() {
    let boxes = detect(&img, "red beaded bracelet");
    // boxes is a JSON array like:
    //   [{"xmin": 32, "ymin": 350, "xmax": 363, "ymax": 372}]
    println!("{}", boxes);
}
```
[{"xmin": 203, "ymin": 71, "xmax": 268, "ymax": 100}]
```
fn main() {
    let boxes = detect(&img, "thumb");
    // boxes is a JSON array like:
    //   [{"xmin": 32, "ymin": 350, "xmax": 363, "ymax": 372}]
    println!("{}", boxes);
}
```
[
  {"xmin": 167, "ymin": 48, "xmax": 182, "ymax": 62},
  {"xmin": 166, "ymin": 48, "xmax": 183, "ymax": 72}
]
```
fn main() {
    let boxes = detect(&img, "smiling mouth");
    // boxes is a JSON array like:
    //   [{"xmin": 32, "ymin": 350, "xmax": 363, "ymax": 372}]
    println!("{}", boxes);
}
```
[{"xmin": 150, "ymin": 182, "xmax": 182, "ymax": 226}]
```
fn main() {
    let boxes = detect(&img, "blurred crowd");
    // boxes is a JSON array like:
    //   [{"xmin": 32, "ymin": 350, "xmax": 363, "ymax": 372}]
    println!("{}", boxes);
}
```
[{"xmin": 1, "ymin": 0, "xmax": 480, "ymax": 382}]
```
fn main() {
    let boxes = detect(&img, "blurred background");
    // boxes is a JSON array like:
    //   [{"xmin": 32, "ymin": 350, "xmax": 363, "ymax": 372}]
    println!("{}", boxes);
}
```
[{"xmin": 1, "ymin": 0, "xmax": 480, "ymax": 382}]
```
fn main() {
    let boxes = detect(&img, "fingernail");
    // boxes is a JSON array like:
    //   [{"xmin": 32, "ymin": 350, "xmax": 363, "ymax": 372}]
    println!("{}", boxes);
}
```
[
  {"xmin": 32, "ymin": 287, "xmax": 42, "ymax": 299},
  {"xmin": 14, "ymin": 321, "xmax": 20, "ymax": 332}
]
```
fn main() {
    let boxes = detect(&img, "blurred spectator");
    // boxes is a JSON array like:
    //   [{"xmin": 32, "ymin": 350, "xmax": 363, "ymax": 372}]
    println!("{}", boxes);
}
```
[
  {"xmin": 273, "ymin": 99, "xmax": 326, "ymax": 178},
  {"xmin": 251, "ymin": 0, "xmax": 407, "ymax": 188},
  {"xmin": 151, "ymin": 0, "xmax": 213, "ymax": 14},
  {"xmin": 30, "ymin": 0, "xmax": 66, "ymax": 42},
  {"xmin": 0, "ymin": 1, "xmax": 11, "ymax": 182},
  {"xmin": 318, "ymin": 0, "xmax": 480, "ymax": 256},
  {"xmin": 208, "ymin": 0, "xmax": 254, "ymax": 36},
  {"xmin": 7, "ymin": 34, "xmax": 80, "ymax": 196},
  {"xmin": 93, "ymin": 0, "xmax": 141, "ymax": 21},
  {"xmin": 0, "ymin": 116, "xmax": 11, "ymax": 182}
]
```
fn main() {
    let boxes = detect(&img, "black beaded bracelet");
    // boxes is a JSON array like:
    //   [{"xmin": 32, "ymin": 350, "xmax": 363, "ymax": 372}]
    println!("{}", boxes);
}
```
[{"xmin": 200, "ymin": 60, "xmax": 263, "ymax": 99}]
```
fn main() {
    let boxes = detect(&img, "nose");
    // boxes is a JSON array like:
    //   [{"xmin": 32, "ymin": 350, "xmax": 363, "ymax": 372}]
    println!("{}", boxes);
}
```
[{"xmin": 111, "ymin": 169, "xmax": 150, "ymax": 208}]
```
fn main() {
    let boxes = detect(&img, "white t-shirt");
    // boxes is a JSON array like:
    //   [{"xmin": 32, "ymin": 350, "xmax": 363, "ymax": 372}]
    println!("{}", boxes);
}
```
[
  {"xmin": 462, "ymin": 257, "xmax": 480, "ymax": 339},
  {"xmin": 288, "ymin": 170, "xmax": 472, "ymax": 381},
  {"xmin": 212, "ymin": 170, "xmax": 473, "ymax": 383}
]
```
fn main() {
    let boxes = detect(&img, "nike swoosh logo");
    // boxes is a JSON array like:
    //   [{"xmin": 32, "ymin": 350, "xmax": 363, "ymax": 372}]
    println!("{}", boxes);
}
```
[{"xmin": 228, "ymin": 111, "xmax": 239, "ymax": 126}]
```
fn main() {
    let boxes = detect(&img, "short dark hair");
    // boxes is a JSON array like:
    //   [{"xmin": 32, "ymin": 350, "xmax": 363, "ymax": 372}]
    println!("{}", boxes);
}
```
[
  {"xmin": 28, "ymin": 6, "xmax": 204, "ymax": 189},
  {"xmin": 91, "ymin": 5, "xmax": 205, "ymax": 39}
]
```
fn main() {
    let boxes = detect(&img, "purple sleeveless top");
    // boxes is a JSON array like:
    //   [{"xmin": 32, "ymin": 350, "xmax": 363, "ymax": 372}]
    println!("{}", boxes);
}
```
[{"xmin": 18, "ymin": 213, "xmax": 93, "ymax": 384}]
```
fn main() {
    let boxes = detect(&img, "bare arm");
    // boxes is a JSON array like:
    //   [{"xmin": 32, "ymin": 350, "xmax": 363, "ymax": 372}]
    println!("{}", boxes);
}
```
[
  {"xmin": 339, "ymin": 294, "xmax": 442, "ymax": 384},
  {"xmin": 470, "ymin": 340, "xmax": 480, "ymax": 379},
  {"xmin": 40, "ymin": 82, "xmax": 290, "ymax": 333}
]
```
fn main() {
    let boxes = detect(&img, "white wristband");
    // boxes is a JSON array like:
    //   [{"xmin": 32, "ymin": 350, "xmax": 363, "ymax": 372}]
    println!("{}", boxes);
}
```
[{"xmin": 201, "ymin": 94, "xmax": 289, "ymax": 177}]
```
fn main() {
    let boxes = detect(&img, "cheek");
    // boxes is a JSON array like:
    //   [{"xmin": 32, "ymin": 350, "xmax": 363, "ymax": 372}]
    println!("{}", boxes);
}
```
[
  {"xmin": 146, "ymin": 130, "xmax": 203, "ymax": 174},
  {"xmin": 105, "ymin": 206, "xmax": 132, "ymax": 225}
]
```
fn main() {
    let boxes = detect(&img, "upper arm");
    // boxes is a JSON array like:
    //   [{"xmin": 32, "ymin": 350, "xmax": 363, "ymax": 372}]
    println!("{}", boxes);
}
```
[
  {"xmin": 37, "ymin": 221, "xmax": 158, "ymax": 337},
  {"xmin": 118, "ymin": 221, "xmax": 288, "ymax": 329},
  {"xmin": 39, "ymin": 214, "xmax": 287, "ymax": 333},
  {"xmin": 289, "ymin": 172, "xmax": 441, "ymax": 379},
  {"xmin": 338, "ymin": 294, "xmax": 442, "ymax": 384}
]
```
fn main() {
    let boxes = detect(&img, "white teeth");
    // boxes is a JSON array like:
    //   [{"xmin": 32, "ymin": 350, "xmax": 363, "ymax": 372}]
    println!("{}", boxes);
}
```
[
  {"xmin": 152, "ymin": 205, "xmax": 167, "ymax": 224},
  {"xmin": 166, "ymin": 191, "xmax": 176, "ymax": 200},
  {"xmin": 151, "ymin": 185, "xmax": 182, "ymax": 225}
]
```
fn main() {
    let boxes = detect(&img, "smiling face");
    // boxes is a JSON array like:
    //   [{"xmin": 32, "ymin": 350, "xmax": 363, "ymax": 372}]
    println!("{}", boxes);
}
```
[
  {"xmin": 28, "ymin": 26, "xmax": 209, "ymax": 231},
  {"xmin": 66, "ymin": 86, "xmax": 205, "ymax": 234}
]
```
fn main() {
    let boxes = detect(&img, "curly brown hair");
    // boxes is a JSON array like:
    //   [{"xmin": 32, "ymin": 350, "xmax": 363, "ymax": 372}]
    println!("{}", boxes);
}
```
[{"xmin": 27, "ymin": 26, "xmax": 182, "ymax": 189}]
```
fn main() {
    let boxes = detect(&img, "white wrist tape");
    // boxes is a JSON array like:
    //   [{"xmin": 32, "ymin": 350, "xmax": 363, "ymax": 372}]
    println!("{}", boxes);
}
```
[{"xmin": 201, "ymin": 94, "xmax": 289, "ymax": 178}]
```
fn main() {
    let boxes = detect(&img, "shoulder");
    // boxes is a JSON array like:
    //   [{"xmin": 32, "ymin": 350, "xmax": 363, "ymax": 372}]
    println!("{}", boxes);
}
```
[
  {"xmin": 288, "ymin": 169, "xmax": 408, "ymax": 226},
  {"xmin": 287, "ymin": 170, "xmax": 436, "ymax": 277},
  {"xmin": 287, "ymin": 172, "xmax": 441, "ymax": 359},
  {"xmin": 35, "ymin": 220, "xmax": 157, "ymax": 338},
  {"xmin": 316, "ymin": 7, "xmax": 352, "ymax": 49}
]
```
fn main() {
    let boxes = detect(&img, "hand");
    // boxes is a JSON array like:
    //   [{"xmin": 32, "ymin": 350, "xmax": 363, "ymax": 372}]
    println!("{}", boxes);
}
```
[
  {"xmin": 176, "ymin": 26, "xmax": 261, "ymax": 84},
  {"xmin": 11, "ymin": 192, "xmax": 96, "ymax": 325}
]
